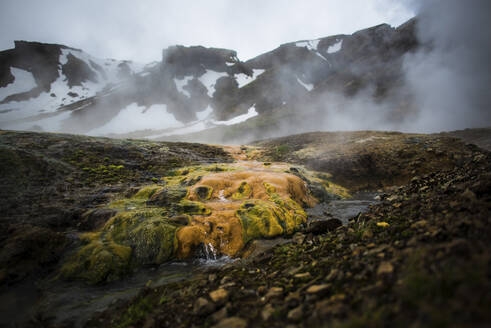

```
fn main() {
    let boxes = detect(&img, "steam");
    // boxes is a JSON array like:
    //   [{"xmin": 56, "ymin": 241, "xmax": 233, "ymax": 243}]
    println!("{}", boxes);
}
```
[
  {"xmin": 401, "ymin": 0, "xmax": 491, "ymax": 132},
  {"xmin": 253, "ymin": 0, "xmax": 491, "ymax": 143}
]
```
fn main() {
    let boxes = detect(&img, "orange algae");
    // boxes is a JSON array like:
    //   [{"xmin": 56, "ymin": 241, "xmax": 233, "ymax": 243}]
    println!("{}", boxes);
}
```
[{"xmin": 177, "ymin": 170, "xmax": 316, "ymax": 258}]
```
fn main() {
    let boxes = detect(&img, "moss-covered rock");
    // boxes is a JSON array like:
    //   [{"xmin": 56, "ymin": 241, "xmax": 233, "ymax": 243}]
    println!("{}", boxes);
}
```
[
  {"xmin": 146, "ymin": 186, "xmax": 188, "ymax": 207},
  {"xmin": 171, "ymin": 200, "xmax": 211, "ymax": 216},
  {"xmin": 236, "ymin": 198, "xmax": 307, "ymax": 243},
  {"xmin": 61, "ymin": 209, "xmax": 178, "ymax": 284}
]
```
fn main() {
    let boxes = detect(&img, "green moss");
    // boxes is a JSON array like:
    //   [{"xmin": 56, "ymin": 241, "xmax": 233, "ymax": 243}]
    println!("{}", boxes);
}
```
[
  {"xmin": 112, "ymin": 295, "xmax": 156, "ymax": 328},
  {"xmin": 60, "ymin": 239, "xmax": 131, "ymax": 284},
  {"xmin": 61, "ymin": 209, "xmax": 178, "ymax": 284},
  {"xmin": 164, "ymin": 164, "xmax": 238, "ymax": 187},
  {"xmin": 236, "ymin": 198, "xmax": 306, "ymax": 243},
  {"xmin": 232, "ymin": 181, "xmax": 252, "ymax": 200},
  {"xmin": 109, "ymin": 186, "xmax": 164, "ymax": 211},
  {"xmin": 172, "ymin": 200, "xmax": 211, "ymax": 216},
  {"xmin": 134, "ymin": 185, "xmax": 162, "ymax": 199}
]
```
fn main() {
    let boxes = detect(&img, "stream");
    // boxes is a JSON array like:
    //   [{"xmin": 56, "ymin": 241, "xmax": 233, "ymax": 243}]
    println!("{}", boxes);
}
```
[{"xmin": 0, "ymin": 193, "xmax": 376, "ymax": 328}]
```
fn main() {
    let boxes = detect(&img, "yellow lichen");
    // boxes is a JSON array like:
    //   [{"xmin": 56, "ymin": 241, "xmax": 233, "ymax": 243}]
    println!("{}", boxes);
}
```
[{"xmin": 231, "ymin": 181, "xmax": 252, "ymax": 200}]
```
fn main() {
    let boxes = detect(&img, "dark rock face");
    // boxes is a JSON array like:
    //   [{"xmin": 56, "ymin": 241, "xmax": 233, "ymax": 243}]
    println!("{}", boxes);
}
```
[
  {"xmin": 162, "ymin": 45, "xmax": 238, "ymax": 76},
  {"xmin": 61, "ymin": 53, "xmax": 98, "ymax": 88},
  {"xmin": 0, "ymin": 41, "xmax": 76, "ymax": 102}
]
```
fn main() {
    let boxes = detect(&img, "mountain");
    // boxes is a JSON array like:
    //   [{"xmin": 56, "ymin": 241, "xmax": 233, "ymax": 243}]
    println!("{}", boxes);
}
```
[{"xmin": 0, "ymin": 19, "xmax": 418, "ymax": 142}]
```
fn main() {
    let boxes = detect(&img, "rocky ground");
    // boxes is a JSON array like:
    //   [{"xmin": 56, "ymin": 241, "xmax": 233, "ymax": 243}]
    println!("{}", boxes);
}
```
[
  {"xmin": 85, "ymin": 134, "xmax": 491, "ymax": 328},
  {"xmin": 0, "ymin": 129, "xmax": 490, "ymax": 327}
]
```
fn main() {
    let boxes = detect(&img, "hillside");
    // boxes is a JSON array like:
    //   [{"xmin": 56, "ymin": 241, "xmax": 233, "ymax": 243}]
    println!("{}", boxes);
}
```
[{"xmin": 0, "ymin": 128, "xmax": 490, "ymax": 327}]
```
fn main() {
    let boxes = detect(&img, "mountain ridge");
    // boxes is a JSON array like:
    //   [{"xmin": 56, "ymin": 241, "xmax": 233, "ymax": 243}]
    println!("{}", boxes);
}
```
[{"xmin": 0, "ymin": 18, "xmax": 419, "ymax": 142}]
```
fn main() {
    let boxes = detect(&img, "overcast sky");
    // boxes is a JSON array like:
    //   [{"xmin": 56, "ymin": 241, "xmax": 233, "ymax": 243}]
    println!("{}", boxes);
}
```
[{"xmin": 0, "ymin": 0, "xmax": 414, "ymax": 63}]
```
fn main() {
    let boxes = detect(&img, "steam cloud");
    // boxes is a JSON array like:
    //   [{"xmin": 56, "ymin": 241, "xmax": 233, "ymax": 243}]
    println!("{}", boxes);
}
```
[
  {"xmin": 401, "ymin": 0, "xmax": 491, "ymax": 132},
  {"xmin": 303, "ymin": 0, "xmax": 491, "ymax": 136},
  {"xmin": 221, "ymin": 0, "xmax": 491, "ymax": 144}
]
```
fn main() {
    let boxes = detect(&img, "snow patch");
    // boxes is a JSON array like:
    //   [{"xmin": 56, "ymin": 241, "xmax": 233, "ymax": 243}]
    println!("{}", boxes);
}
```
[
  {"xmin": 88, "ymin": 103, "xmax": 183, "ymax": 136},
  {"xmin": 234, "ymin": 69, "xmax": 265, "ymax": 88},
  {"xmin": 295, "ymin": 39, "xmax": 320, "ymax": 51},
  {"xmin": 198, "ymin": 70, "xmax": 228, "ymax": 97},
  {"xmin": 0, "ymin": 49, "xmax": 145, "ymax": 124},
  {"xmin": 174, "ymin": 76, "xmax": 193, "ymax": 98},
  {"xmin": 213, "ymin": 105, "xmax": 258, "ymax": 126},
  {"xmin": 295, "ymin": 39, "xmax": 328, "ymax": 61},
  {"xmin": 196, "ymin": 105, "xmax": 213, "ymax": 120},
  {"xmin": 296, "ymin": 77, "xmax": 314, "ymax": 91},
  {"xmin": 327, "ymin": 40, "xmax": 343, "ymax": 54},
  {"xmin": 0, "ymin": 68, "xmax": 37, "ymax": 101}
]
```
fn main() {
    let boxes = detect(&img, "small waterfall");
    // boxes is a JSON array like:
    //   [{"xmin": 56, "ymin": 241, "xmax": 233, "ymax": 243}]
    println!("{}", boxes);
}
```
[
  {"xmin": 218, "ymin": 190, "xmax": 230, "ymax": 202},
  {"xmin": 201, "ymin": 243, "xmax": 218, "ymax": 261}
]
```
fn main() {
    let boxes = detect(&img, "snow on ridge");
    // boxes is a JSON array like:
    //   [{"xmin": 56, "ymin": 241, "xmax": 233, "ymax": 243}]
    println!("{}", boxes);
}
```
[
  {"xmin": 198, "ymin": 70, "xmax": 228, "ymax": 97},
  {"xmin": 174, "ymin": 76, "xmax": 193, "ymax": 98},
  {"xmin": 234, "ymin": 69, "xmax": 265, "ymax": 88},
  {"xmin": 295, "ymin": 39, "xmax": 320, "ymax": 51},
  {"xmin": 212, "ymin": 105, "xmax": 258, "ymax": 126},
  {"xmin": 88, "ymin": 103, "xmax": 183, "ymax": 136},
  {"xmin": 296, "ymin": 77, "xmax": 314, "ymax": 91},
  {"xmin": 327, "ymin": 40, "xmax": 343, "ymax": 54},
  {"xmin": 0, "ymin": 68, "xmax": 37, "ymax": 101},
  {"xmin": 295, "ymin": 39, "xmax": 328, "ymax": 61}
]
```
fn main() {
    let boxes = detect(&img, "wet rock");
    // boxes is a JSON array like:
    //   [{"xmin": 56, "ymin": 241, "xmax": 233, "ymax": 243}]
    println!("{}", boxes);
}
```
[
  {"xmin": 306, "ymin": 218, "xmax": 342, "ymax": 235},
  {"xmin": 194, "ymin": 297, "xmax": 215, "ymax": 315},
  {"xmin": 212, "ymin": 317, "xmax": 247, "ymax": 328}
]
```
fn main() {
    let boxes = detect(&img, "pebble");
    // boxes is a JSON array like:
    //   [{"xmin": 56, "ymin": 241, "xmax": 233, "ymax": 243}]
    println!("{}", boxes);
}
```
[
  {"xmin": 209, "ymin": 288, "xmax": 229, "ymax": 304},
  {"xmin": 306, "ymin": 284, "xmax": 330, "ymax": 295},
  {"xmin": 376, "ymin": 261, "xmax": 394, "ymax": 277},
  {"xmin": 287, "ymin": 306, "xmax": 303, "ymax": 322},
  {"xmin": 212, "ymin": 317, "xmax": 247, "ymax": 328},
  {"xmin": 265, "ymin": 287, "xmax": 284, "ymax": 300},
  {"xmin": 193, "ymin": 297, "xmax": 215, "ymax": 315},
  {"xmin": 261, "ymin": 304, "xmax": 274, "ymax": 321}
]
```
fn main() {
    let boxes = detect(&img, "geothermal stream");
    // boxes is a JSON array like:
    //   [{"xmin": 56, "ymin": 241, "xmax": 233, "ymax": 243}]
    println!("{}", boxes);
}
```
[{"xmin": 0, "ymin": 147, "xmax": 376, "ymax": 328}]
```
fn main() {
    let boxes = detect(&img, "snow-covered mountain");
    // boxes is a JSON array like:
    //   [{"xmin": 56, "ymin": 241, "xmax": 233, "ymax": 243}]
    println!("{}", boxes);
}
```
[{"xmin": 0, "ymin": 18, "xmax": 418, "ymax": 142}]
